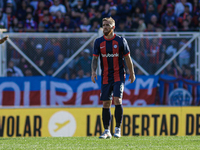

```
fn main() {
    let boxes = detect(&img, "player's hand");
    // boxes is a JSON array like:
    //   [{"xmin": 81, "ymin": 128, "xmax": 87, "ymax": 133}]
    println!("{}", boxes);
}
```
[
  {"xmin": 91, "ymin": 72, "xmax": 97, "ymax": 83},
  {"xmin": 0, "ymin": 35, "xmax": 9, "ymax": 44},
  {"xmin": 129, "ymin": 73, "xmax": 136, "ymax": 83}
]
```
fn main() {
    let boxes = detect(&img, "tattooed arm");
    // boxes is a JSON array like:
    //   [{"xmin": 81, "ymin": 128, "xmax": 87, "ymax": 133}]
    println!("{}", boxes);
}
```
[
  {"xmin": 124, "ymin": 54, "xmax": 136, "ymax": 83},
  {"xmin": 91, "ymin": 56, "xmax": 98, "ymax": 83}
]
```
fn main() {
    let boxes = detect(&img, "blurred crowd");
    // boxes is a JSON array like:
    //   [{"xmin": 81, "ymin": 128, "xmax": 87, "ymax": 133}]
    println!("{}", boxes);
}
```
[
  {"xmin": 5, "ymin": 36, "xmax": 195, "ymax": 81},
  {"xmin": 0, "ymin": 0, "xmax": 200, "ymax": 32},
  {"xmin": 2, "ymin": 0, "xmax": 198, "ymax": 80}
]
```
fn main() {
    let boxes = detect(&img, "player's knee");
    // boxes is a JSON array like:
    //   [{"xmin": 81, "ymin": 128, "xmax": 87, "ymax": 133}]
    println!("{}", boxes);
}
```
[
  {"xmin": 103, "ymin": 101, "xmax": 112, "ymax": 108},
  {"xmin": 114, "ymin": 97, "xmax": 122, "ymax": 105}
]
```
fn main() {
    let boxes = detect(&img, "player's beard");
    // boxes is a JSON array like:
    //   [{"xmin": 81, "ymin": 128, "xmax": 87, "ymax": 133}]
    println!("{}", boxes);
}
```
[{"xmin": 103, "ymin": 28, "xmax": 113, "ymax": 36}]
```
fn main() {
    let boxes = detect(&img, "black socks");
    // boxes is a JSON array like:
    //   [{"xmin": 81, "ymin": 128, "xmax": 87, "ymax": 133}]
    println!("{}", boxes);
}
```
[
  {"xmin": 115, "ymin": 105, "xmax": 123, "ymax": 128},
  {"xmin": 102, "ymin": 105, "xmax": 123, "ymax": 130},
  {"xmin": 102, "ymin": 108, "xmax": 111, "ymax": 129}
]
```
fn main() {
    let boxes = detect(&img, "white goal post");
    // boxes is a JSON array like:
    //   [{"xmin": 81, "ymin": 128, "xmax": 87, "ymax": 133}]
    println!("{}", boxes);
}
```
[{"xmin": 0, "ymin": 29, "xmax": 7, "ymax": 77}]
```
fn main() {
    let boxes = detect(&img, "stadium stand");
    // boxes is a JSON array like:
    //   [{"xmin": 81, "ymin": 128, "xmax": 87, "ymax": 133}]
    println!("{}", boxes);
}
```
[{"xmin": 1, "ymin": 0, "xmax": 199, "ymax": 79}]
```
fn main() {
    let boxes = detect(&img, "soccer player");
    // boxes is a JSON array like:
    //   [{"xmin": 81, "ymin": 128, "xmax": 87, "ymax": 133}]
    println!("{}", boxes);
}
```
[
  {"xmin": 0, "ymin": 35, "xmax": 8, "ymax": 44},
  {"xmin": 91, "ymin": 17, "xmax": 135, "ymax": 139}
]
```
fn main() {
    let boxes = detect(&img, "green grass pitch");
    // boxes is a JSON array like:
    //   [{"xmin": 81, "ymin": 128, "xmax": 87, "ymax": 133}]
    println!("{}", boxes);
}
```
[{"xmin": 0, "ymin": 136, "xmax": 200, "ymax": 150}]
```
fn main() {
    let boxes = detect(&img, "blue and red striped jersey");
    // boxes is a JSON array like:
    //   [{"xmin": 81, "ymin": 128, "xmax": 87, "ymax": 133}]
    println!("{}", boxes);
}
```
[{"xmin": 93, "ymin": 34, "xmax": 130, "ymax": 84}]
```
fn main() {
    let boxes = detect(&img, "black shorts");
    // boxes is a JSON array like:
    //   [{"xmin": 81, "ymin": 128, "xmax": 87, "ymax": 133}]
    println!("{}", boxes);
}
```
[{"xmin": 100, "ymin": 81, "xmax": 125, "ymax": 101}]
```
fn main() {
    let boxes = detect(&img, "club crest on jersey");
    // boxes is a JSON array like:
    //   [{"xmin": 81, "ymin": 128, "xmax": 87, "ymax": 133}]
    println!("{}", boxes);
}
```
[
  {"xmin": 101, "ymin": 53, "xmax": 119, "ymax": 57},
  {"xmin": 114, "ymin": 45, "xmax": 117, "ymax": 48}
]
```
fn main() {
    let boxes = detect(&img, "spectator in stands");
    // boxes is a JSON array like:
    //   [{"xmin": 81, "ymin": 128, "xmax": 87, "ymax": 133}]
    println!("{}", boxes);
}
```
[
  {"xmin": 193, "ymin": 1, "xmax": 200, "ymax": 26},
  {"xmin": 70, "ymin": 71, "xmax": 77, "ymax": 79},
  {"xmin": 106, "ymin": 0, "xmax": 118, "ymax": 6},
  {"xmin": 88, "ymin": 0, "xmax": 103, "ymax": 11},
  {"xmin": 9, "ymin": 17, "xmax": 19, "ymax": 32},
  {"xmin": 145, "ymin": 22, "xmax": 155, "ymax": 32},
  {"xmin": 33, "ymin": 44, "xmax": 45, "ymax": 67},
  {"xmin": 37, "ymin": 7, "xmax": 53, "ymax": 23},
  {"xmin": 115, "ymin": 20, "xmax": 125, "ymax": 32},
  {"xmin": 43, "ymin": 48, "xmax": 55, "ymax": 71},
  {"xmin": 18, "ymin": 21, "xmax": 24, "ymax": 32},
  {"xmin": 162, "ymin": 60, "xmax": 178, "ymax": 77},
  {"xmin": 195, "ymin": 16, "xmax": 200, "ymax": 31},
  {"xmin": 136, "ymin": 17, "xmax": 146, "ymax": 32},
  {"xmin": 51, "ymin": 53, "xmax": 70, "ymax": 78},
  {"xmin": 157, "ymin": 0, "xmax": 168, "ymax": 18},
  {"xmin": 164, "ymin": 38, "xmax": 178, "ymax": 60},
  {"xmin": 37, "ymin": 22, "xmax": 45, "ymax": 32},
  {"xmin": 90, "ymin": 10, "xmax": 102, "ymax": 26},
  {"xmin": 132, "ymin": 47, "xmax": 147, "ymax": 73},
  {"xmin": 177, "ymin": 4, "xmax": 193, "ymax": 28},
  {"xmin": 165, "ymin": 20, "xmax": 178, "ymax": 31},
  {"xmin": 42, "ymin": 14, "xmax": 54, "ymax": 32},
  {"xmin": 150, "ymin": 15, "xmax": 162, "ymax": 28},
  {"xmin": 182, "ymin": 65, "xmax": 194, "ymax": 80},
  {"xmin": 54, "ymin": 11, "xmax": 64, "ymax": 31},
  {"xmin": 24, "ymin": 69, "xmax": 33, "ymax": 76},
  {"xmin": 178, "ymin": 39, "xmax": 191, "ymax": 67},
  {"xmin": 76, "ymin": 49, "xmax": 92, "ymax": 77},
  {"xmin": 161, "ymin": 4, "xmax": 177, "ymax": 28},
  {"xmin": 90, "ymin": 19, "xmax": 100, "ymax": 32},
  {"xmin": 17, "ymin": 0, "xmax": 28, "ymax": 21},
  {"xmin": 135, "ymin": 0, "xmax": 146, "ymax": 14},
  {"xmin": 117, "ymin": 0, "xmax": 132, "ymax": 21},
  {"xmin": 36, "ymin": 0, "xmax": 46, "ymax": 23},
  {"xmin": 101, "ymin": 3, "xmax": 110, "ymax": 18},
  {"xmin": 6, "ymin": 60, "xmax": 24, "ymax": 77},
  {"xmin": 180, "ymin": 19, "xmax": 191, "ymax": 31},
  {"xmin": 147, "ymin": 38, "xmax": 165, "ymax": 74},
  {"xmin": 25, "ymin": 5, "xmax": 34, "ymax": 15},
  {"xmin": 146, "ymin": 0, "xmax": 157, "ymax": 11},
  {"xmin": 71, "ymin": 0, "xmax": 87, "ymax": 22},
  {"xmin": 0, "ymin": 8, "xmax": 7, "ymax": 29},
  {"xmin": 131, "ymin": 15, "xmax": 139, "ymax": 31},
  {"xmin": 30, "ymin": 0, "xmax": 38, "ymax": 13},
  {"xmin": 46, "ymin": 68, "xmax": 54, "ymax": 76},
  {"xmin": 49, "ymin": 0, "xmax": 67, "ymax": 18},
  {"xmin": 6, "ymin": 0, "xmax": 17, "ymax": 13},
  {"xmin": 87, "ymin": 7, "xmax": 95, "ymax": 20},
  {"xmin": 145, "ymin": 4, "xmax": 159, "ymax": 24},
  {"xmin": 63, "ymin": 72, "xmax": 70, "ymax": 80},
  {"xmin": 24, "ymin": 13, "xmax": 37, "ymax": 32},
  {"xmin": 18, "ymin": 57, "xmax": 33, "ymax": 74},
  {"xmin": 6, "ymin": 68, "xmax": 13, "ymax": 77},
  {"xmin": 76, "ymin": 69, "xmax": 87, "ymax": 79},
  {"xmin": 44, "ymin": 39, "xmax": 61, "ymax": 60},
  {"xmin": 174, "ymin": 60, "xmax": 194, "ymax": 80},
  {"xmin": 64, "ymin": 0, "xmax": 78, "ymax": 11},
  {"xmin": 108, "ymin": 6, "xmax": 120, "ymax": 28},
  {"xmin": 80, "ymin": 16, "xmax": 91, "ymax": 32},
  {"xmin": 133, "ymin": 6, "xmax": 145, "ymax": 19},
  {"xmin": 5, "ymin": 6, "xmax": 14, "ymax": 29},
  {"xmin": 59, "ymin": 14, "xmax": 78, "ymax": 32},
  {"xmin": 0, "ymin": 0, "xmax": 3, "ymax": 10},
  {"xmin": 125, "ymin": 15, "xmax": 133, "ymax": 31},
  {"xmin": 175, "ymin": 0, "xmax": 192, "ymax": 17}
]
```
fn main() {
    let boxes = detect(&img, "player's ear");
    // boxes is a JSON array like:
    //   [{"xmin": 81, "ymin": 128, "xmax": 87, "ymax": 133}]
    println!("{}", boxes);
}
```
[{"xmin": 113, "ymin": 26, "xmax": 115, "ymax": 29}]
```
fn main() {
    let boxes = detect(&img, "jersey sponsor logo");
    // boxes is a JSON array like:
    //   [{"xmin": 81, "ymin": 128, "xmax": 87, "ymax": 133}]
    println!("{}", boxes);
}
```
[
  {"xmin": 114, "ymin": 45, "xmax": 117, "ymax": 48},
  {"xmin": 101, "ymin": 53, "xmax": 119, "ymax": 57},
  {"xmin": 100, "ymin": 46, "xmax": 105, "ymax": 49}
]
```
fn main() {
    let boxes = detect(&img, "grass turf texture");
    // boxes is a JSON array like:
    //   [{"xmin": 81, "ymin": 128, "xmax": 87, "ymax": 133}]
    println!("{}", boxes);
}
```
[{"xmin": 0, "ymin": 136, "xmax": 200, "ymax": 150}]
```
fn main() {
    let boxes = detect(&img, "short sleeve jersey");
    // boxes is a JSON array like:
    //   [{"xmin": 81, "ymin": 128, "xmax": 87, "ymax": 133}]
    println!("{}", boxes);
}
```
[{"xmin": 93, "ymin": 34, "xmax": 130, "ymax": 84}]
